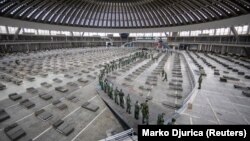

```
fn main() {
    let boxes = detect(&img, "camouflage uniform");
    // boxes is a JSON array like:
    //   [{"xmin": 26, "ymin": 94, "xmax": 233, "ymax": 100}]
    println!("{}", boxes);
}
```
[
  {"xmin": 134, "ymin": 101, "xmax": 140, "ymax": 120},
  {"xmin": 162, "ymin": 72, "xmax": 168, "ymax": 82},
  {"xmin": 109, "ymin": 85, "xmax": 113, "ymax": 99},
  {"xmin": 198, "ymin": 75, "xmax": 203, "ymax": 89},
  {"xmin": 157, "ymin": 113, "xmax": 165, "ymax": 125},
  {"xmin": 119, "ymin": 89, "xmax": 125, "ymax": 108},
  {"xmin": 141, "ymin": 100, "xmax": 149, "ymax": 124},
  {"xmin": 161, "ymin": 70, "xmax": 165, "ymax": 77},
  {"xmin": 126, "ymin": 94, "xmax": 131, "ymax": 114},
  {"xmin": 114, "ymin": 88, "xmax": 119, "ymax": 104}
]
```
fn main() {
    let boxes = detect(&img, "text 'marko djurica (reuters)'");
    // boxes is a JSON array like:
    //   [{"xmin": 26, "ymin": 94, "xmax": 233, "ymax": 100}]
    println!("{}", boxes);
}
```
[{"xmin": 138, "ymin": 125, "xmax": 250, "ymax": 140}]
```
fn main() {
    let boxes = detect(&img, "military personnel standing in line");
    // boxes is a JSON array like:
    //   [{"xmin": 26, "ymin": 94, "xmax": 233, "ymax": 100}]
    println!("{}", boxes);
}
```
[
  {"xmin": 151, "ymin": 54, "xmax": 154, "ymax": 60},
  {"xmin": 114, "ymin": 87, "xmax": 119, "ymax": 104},
  {"xmin": 157, "ymin": 113, "xmax": 165, "ymax": 125},
  {"xmin": 109, "ymin": 85, "xmax": 113, "ymax": 99},
  {"xmin": 126, "ymin": 94, "xmax": 131, "ymax": 114},
  {"xmin": 99, "ymin": 79, "xmax": 104, "ymax": 90},
  {"xmin": 106, "ymin": 83, "xmax": 110, "ymax": 96},
  {"xmin": 141, "ymin": 100, "xmax": 149, "ymax": 124},
  {"xmin": 103, "ymin": 81, "xmax": 107, "ymax": 93},
  {"xmin": 198, "ymin": 74, "xmax": 203, "ymax": 89},
  {"xmin": 134, "ymin": 101, "xmax": 140, "ymax": 120},
  {"xmin": 162, "ymin": 71, "xmax": 168, "ymax": 82},
  {"xmin": 119, "ymin": 89, "xmax": 125, "ymax": 108}
]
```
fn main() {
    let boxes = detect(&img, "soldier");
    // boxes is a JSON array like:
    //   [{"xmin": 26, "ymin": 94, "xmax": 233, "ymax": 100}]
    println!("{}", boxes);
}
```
[
  {"xmin": 109, "ymin": 85, "xmax": 113, "ymax": 99},
  {"xmin": 198, "ymin": 74, "xmax": 203, "ymax": 89},
  {"xmin": 134, "ymin": 101, "xmax": 140, "ymax": 120},
  {"xmin": 114, "ymin": 87, "xmax": 119, "ymax": 104},
  {"xmin": 157, "ymin": 113, "xmax": 165, "ymax": 125},
  {"xmin": 111, "ymin": 63, "xmax": 114, "ymax": 71},
  {"xmin": 105, "ymin": 67, "xmax": 108, "ymax": 74},
  {"xmin": 119, "ymin": 89, "xmax": 125, "ymax": 108},
  {"xmin": 99, "ymin": 79, "xmax": 104, "ymax": 90},
  {"xmin": 162, "ymin": 72, "xmax": 168, "ymax": 82},
  {"xmin": 106, "ymin": 83, "xmax": 110, "ymax": 95},
  {"xmin": 161, "ymin": 69, "xmax": 165, "ymax": 77},
  {"xmin": 126, "ymin": 94, "xmax": 131, "ymax": 114},
  {"xmin": 103, "ymin": 81, "xmax": 107, "ymax": 93},
  {"xmin": 141, "ymin": 100, "xmax": 149, "ymax": 124},
  {"xmin": 167, "ymin": 118, "xmax": 176, "ymax": 125}
]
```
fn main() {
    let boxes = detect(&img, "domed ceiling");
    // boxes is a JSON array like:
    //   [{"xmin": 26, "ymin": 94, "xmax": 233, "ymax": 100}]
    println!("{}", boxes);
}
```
[{"xmin": 0, "ymin": 0, "xmax": 249, "ymax": 28}]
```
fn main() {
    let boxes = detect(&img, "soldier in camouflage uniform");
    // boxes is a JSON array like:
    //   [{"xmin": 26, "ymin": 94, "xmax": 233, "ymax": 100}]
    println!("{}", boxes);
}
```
[
  {"xmin": 198, "ymin": 74, "xmax": 203, "ymax": 89},
  {"xmin": 157, "ymin": 113, "xmax": 165, "ymax": 125},
  {"xmin": 99, "ymin": 79, "xmax": 104, "ymax": 90},
  {"xmin": 119, "ymin": 89, "xmax": 125, "ymax": 108},
  {"xmin": 161, "ymin": 69, "xmax": 165, "ymax": 77},
  {"xmin": 126, "ymin": 94, "xmax": 131, "ymax": 114},
  {"xmin": 141, "ymin": 100, "xmax": 149, "ymax": 124},
  {"xmin": 103, "ymin": 81, "xmax": 107, "ymax": 93},
  {"xmin": 109, "ymin": 85, "xmax": 113, "ymax": 99},
  {"xmin": 134, "ymin": 101, "xmax": 140, "ymax": 120},
  {"xmin": 162, "ymin": 71, "xmax": 168, "ymax": 82},
  {"xmin": 114, "ymin": 87, "xmax": 119, "ymax": 104}
]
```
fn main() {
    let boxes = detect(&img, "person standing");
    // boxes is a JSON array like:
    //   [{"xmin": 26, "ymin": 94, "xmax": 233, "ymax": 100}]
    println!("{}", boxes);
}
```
[
  {"xmin": 157, "ymin": 113, "xmax": 165, "ymax": 125},
  {"xmin": 162, "ymin": 72, "xmax": 168, "ymax": 82},
  {"xmin": 114, "ymin": 87, "xmax": 119, "ymax": 104},
  {"xmin": 198, "ymin": 74, "xmax": 203, "ymax": 89},
  {"xmin": 119, "ymin": 89, "xmax": 125, "ymax": 108},
  {"xmin": 141, "ymin": 100, "xmax": 149, "ymax": 124},
  {"xmin": 126, "ymin": 94, "xmax": 131, "ymax": 114},
  {"xmin": 134, "ymin": 101, "xmax": 140, "ymax": 120},
  {"xmin": 161, "ymin": 69, "xmax": 165, "ymax": 77}
]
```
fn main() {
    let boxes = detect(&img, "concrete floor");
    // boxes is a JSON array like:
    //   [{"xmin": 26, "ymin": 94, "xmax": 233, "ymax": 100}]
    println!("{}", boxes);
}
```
[
  {"xmin": 0, "ymin": 48, "xmax": 133, "ymax": 141},
  {"xmin": 176, "ymin": 51, "xmax": 250, "ymax": 125},
  {"xmin": 98, "ymin": 50, "xmax": 193, "ymax": 132},
  {"xmin": 1, "ymin": 48, "xmax": 249, "ymax": 141}
]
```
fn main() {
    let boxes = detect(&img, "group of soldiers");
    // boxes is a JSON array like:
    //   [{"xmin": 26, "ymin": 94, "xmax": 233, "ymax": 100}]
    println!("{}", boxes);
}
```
[
  {"xmin": 98, "ymin": 51, "xmax": 148, "ymax": 80},
  {"xmin": 100, "ymin": 80, "xmax": 151, "ymax": 124},
  {"xmin": 98, "ymin": 50, "xmax": 170, "ymax": 125}
]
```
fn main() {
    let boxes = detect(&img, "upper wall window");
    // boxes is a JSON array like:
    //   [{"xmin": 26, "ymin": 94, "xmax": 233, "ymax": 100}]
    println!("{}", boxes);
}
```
[
  {"xmin": 8, "ymin": 26, "xmax": 18, "ymax": 34},
  {"xmin": 0, "ymin": 25, "xmax": 7, "ymax": 34},
  {"xmin": 235, "ymin": 25, "xmax": 248, "ymax": 35}
]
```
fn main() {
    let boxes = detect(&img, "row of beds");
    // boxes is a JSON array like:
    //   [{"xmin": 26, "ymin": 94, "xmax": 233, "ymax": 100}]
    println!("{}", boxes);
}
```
[
  {"xmin": 190, "ymin": 51, "xmax": 250, "ymax": 97},
  {"xmin": 0, "ymin": 80, "xmax": 100, "ymax": 141}
]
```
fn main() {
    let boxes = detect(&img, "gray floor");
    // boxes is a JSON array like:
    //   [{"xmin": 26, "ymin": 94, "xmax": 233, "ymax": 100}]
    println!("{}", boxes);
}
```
[
  {"xmin": 1, "ymin": 48, "xmax": 249, "ymax": 141},
  {"xmin": 176, "ymin": 51, "xmax": 250, "ymax": 125},
  {"xmin": 0, "ymin": 48, "xmax": 133, "ymax": 141},
  {"xmin": 101, "ymin": 50, "xmax": 192, "ymax": 128}
]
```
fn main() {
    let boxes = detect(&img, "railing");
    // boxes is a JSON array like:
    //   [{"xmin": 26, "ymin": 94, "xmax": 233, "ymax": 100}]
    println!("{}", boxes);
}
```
[
  {"xmin": 169, "ymin": 41, "xmax": 250, "ymax": 47},
  {"xmin": 100, "ymin": 128, "xmax": 136, "ymax": 141}
]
